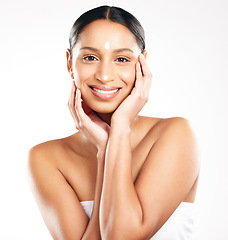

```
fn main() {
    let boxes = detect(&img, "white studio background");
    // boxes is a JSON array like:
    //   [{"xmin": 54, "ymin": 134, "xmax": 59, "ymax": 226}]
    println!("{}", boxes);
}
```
[{"xmin": 0, "ymin": 0, "xmax": 227, "ymax": 239}]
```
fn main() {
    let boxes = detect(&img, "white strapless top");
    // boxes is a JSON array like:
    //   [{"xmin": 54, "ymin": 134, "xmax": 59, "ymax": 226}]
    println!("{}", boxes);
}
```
[{"xmin": 80, "ymin": 201, "xmax": 194, "ymax": 240}]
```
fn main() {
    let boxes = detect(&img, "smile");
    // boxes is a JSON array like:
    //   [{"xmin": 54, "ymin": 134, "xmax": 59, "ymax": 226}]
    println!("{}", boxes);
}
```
[
  {"xmin": 92, "ymin": 87, "xmax": 119, "ymax": 94},
  {"xmin": 89, "ymin": 85, "xmax": 120, "ymax": 99}
]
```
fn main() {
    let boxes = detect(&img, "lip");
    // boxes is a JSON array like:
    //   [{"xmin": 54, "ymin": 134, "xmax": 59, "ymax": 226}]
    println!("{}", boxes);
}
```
[
  {"xmin": 89, "ymin": 85, "xmax": 121, "ymax": 100},
  {"xmin": 90, "ymin": 85, "xmax": 120, "ymax": 91}
]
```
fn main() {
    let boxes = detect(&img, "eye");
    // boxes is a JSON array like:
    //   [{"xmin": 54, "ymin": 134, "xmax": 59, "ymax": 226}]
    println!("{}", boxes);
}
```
[
  {"xmin": 83, "ymin": 55, "xmax": 98, "ymax": 62},
  {"xmin": 116, "ymin": 57, "xmax": 130, "ymax": 63}
]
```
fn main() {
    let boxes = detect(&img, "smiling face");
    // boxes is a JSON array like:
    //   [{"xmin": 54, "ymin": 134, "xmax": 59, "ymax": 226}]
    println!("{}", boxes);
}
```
[{"xmin": 67, "ymin": 19, "xmax": 143, "ymax": 114}]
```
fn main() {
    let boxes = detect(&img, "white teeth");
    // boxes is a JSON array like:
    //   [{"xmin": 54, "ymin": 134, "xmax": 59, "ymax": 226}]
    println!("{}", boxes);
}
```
[{"xmin": 92, "ymin": 88, "xmax": 119, "ymax": 94}]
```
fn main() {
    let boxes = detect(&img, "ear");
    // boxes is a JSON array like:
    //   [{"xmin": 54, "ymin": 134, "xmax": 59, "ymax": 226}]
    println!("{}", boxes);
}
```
[
  {"xmin": 142, "ymin": 50, "xmax": 147, "ymax": 60},
  {"xmin": 66, "ymin": 49, "xmax": 74, "ymax": 79}
]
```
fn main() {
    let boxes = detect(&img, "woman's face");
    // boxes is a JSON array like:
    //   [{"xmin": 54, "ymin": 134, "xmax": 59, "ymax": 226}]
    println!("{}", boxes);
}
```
[{"xmin": 68, "ymin": 19, "xmax": 143, "ymax": 113}]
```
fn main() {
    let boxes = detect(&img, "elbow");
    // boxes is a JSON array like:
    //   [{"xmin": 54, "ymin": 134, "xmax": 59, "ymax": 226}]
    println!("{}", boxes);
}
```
[{"xmin": 101, "ymin": 218, "xmax": 155, "ymax": 240}]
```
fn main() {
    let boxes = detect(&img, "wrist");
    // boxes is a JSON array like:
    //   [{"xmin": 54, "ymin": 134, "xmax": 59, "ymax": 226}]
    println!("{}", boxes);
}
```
[
  {"xmin": 97, "ymin": 148, "xmax": 106, "ymax": 162},
  {"xmin": 111, "ymin": 119, "xmax": 131, "ymax": 131},
  {"xmin": 110, "ymin": 122, "xmax": 131, "ymax": 137}
]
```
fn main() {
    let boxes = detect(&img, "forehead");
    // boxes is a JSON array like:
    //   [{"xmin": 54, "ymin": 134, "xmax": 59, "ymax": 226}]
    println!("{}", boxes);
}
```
[{"xmin": 77, "ymin": 20, "xmax": 139, "ymax": 50}]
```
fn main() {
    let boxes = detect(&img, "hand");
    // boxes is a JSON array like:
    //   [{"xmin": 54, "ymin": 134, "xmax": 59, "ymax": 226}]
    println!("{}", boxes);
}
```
[
  {"xmin": 68, "ymin": 81, "xmax": 110, "ymax": 152},
  {"xmin": 111, "ymin": 54, "xmax": 152, "ymax": 127}
]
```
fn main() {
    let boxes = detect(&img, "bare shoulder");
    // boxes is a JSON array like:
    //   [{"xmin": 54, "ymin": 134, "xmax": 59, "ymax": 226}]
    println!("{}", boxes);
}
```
[
  {"xmin": 139, "ymin": 116, "xmax": 197, "ymax": 142},
  {"xmin": 157, "ymin": 116, "xmax": 199, "ymax": 159},
  {"xmin": 27, "ymin": 134, "xmax": 82, "ymax": 184},
  {"xmin": 28, "ymin": 136, "xmax": 72, "ymax": 166},
  {"xmin": 151, "ymin": 116, "xmax": 199, "ymax": 163},
  {"xmin": 153, "ymin": 117, "xmax": 198, "ymax": 151},
  {"xmin": 144, "ymin": 116, "xmax": 200, "ymax": 177},
  {"xmin": 132, "ymin": 116, "xmax": 198, "ymax": 154},
  {"xmin": 27, "ymin": 133, "xmax": 98, "ymax": 201},
  {"xmin": 155, "ymin": 116, "xmax": 195, "ymax": 134},
  {"xmin": 135, "ymin": 116, "xmax": 199, "ymax": 175}
]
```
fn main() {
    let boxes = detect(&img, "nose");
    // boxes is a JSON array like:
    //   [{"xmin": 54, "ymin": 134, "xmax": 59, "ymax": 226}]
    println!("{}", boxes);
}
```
[{"xmin": 95, "ymin": 60, "xmax": 115, "ymax": 83}]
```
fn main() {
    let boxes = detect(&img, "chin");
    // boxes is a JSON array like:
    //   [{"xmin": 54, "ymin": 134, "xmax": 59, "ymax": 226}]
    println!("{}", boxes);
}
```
[
  {"xmin": 92, "ymin": 104, "xmax": 119, "ymax": 114},
  {"xmin": 86, "ymin": 100, "xmax": 120, "ymax": 114}
]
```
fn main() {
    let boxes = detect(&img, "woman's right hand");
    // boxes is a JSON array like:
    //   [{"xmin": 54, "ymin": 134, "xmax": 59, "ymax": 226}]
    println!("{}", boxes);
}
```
[{"xmin": 68, "ymin": 81, "xmax": 110, "ymax": 153}]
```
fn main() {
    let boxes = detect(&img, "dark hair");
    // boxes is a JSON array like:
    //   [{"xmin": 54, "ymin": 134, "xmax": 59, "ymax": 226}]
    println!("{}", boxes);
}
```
[{"xmin": 69, "ymin": 5, "xmax": 145, "ymax": 58}]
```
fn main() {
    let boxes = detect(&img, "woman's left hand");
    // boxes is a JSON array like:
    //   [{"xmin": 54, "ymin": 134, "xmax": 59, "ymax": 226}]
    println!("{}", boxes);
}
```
[{"xmin": 111, "ymin": 54, "xmax": 152, "ymax": 127}]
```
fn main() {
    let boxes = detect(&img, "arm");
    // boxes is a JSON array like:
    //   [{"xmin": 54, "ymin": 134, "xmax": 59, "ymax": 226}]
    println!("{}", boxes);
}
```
[
  {"xmin": 100, "ymin": 124, "xmax": 143, "ymax": 239},
  {"xmin": 100, "ymin": 118, "xmax": 199, "ymax": 240},
  {"xmin": 99, "ymin": 55, "xmax": 199, "ymax": 239},
  {"xmin": 28, "ymin": 144, "xmax": 89, "ymax": 240},
  {"xmin": 28, "ymin": 143, "xmax": 105, "ymax": 240},
  {"xmin": 28, "ymin": 82, "xmax": 109, "ymax": 240}
]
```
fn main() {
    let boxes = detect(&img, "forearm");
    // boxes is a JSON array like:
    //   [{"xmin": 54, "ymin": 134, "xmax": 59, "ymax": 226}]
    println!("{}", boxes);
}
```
[
  {"xmin": 100, "ymin": 124, "xmax": 143, "ymax": 239},
  {"xmin": 82, "ymin": 150, "xmax": 105, "ymax": 240}
]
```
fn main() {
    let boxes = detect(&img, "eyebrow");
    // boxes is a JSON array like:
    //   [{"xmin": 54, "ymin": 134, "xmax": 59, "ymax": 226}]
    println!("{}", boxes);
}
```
[{"xmin": 80, "ymin": 46, "xmax": 134, "ymax": 53}]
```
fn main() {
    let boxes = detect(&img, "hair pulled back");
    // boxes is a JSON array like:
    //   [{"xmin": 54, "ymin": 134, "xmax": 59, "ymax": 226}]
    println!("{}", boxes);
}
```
[{"xmin": 69, "ymin": 5, "xmax": 145, "ymax": 58}]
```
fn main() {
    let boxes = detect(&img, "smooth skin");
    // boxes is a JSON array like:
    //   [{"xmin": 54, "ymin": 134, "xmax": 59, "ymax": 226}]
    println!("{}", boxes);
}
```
[{"xmin": 28, "ymin": 20, "xmax": 199, "ymax": 240}]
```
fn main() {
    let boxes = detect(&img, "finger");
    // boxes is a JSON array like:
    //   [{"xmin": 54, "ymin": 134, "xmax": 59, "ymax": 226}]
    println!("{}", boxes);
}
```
[
  {"xmin": 68, "ymin": 81, "xmax": 76, "ymax": 110},
  {"xmin": 139, "ymin": 54, "xmax": 152, "ymax": 90},
  {"xmin": 139, "ymin": 54, "xmax": 152, "ymax": 79},
  {"xmin": 135, "ymin": 61, "xmax": 143, "ymax": 89},
  {"xmin": 136, "ymin": 55, "xmax": 152, "ymax": 100},
  {"xmin": 136, "ymin": 61, "xmax": 142, "ymax": 78},
  {"xmin": 75, "ymin": 88, "xmax": 89, "ymax": 128},
  {"xmin": 68, "ymin": 81, "xmax": 80, "ymax": 129},
  {"xmin": 69, "ymin": 82, "xmax": 77, "ymax": 115}
]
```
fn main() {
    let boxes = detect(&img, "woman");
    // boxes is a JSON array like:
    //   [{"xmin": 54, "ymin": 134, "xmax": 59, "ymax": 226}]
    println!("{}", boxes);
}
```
[{"xmin": 28, "ymin": 5, "xmax": 199, "ymax": 240}]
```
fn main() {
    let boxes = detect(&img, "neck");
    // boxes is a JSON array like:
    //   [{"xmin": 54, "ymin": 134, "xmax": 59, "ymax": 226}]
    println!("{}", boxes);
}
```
[{"xmin": 97, "ymin": 112, "xmax": 113, "ymax": 125}]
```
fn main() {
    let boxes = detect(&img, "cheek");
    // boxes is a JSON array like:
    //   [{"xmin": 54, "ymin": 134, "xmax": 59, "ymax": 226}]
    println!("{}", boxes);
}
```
[
  {"xmin": 118, "ymin": 65, "xmax": 136, "ymax": 87},
  {"xmin": 73, "ymin": 63, "xmax": 94, "ymax": 88}
]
